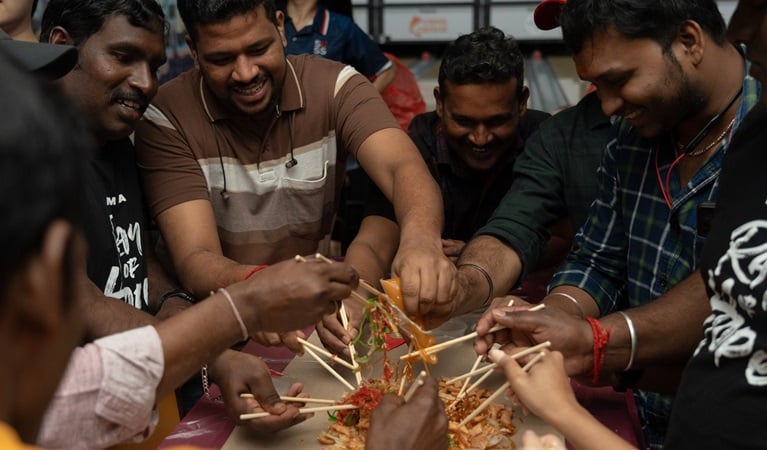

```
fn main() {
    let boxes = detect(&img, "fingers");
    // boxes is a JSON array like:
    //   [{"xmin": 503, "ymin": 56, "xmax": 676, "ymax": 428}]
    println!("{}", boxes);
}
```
[
  {"xmin": 316, "ymin": 315, "xmax": 352, "ymax": 358},
  {"xmin": 280, "ymin": 331, "xmax": 305, "ymax": 354},
  {"xmin": 489, "ymin": 347, "xmax": 525, "ymax": 380},
  {"xmin": 246, "ymin": 372, "xmax": 286, "ymax": 416},
  {"xmin": 240, "ymin": 382, "xmax": 310, "ymax": 433}
]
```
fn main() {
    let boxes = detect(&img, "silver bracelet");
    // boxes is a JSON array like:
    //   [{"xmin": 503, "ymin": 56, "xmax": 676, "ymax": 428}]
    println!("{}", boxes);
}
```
[
  {"xmin": 457, "ymin": 263, "xmax": 494, "ymax": 306},
  {"xmin": 617, "ymin": 311, "xmax": 637, "ymax": 371},
  {"xmin": 549, "ymin": 292, "xmax": 585, "ymax": 319},
  {"xmin": 218, "ymin": 287, "xmax": 249, "ymax": 341}
]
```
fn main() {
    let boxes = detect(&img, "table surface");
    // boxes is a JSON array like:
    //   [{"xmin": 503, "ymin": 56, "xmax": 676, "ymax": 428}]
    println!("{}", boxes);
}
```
[{"xmin": 159, "ymin": 330, "xmax": 643, "ymax": 449}]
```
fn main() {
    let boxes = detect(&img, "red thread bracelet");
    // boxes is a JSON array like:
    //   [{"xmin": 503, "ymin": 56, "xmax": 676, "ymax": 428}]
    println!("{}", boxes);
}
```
[
  {"xmin": 586, "ymin": 317, "xmax": 610, "ymax": 384},
  {"xmin": 242, "ymin": 264, "xmax": 269, "ymax": 280}
]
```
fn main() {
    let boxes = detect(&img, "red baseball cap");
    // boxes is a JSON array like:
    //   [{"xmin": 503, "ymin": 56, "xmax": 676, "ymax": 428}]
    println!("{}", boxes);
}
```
[{"xmin": 534, "ymin": 0, "xmax": 567, "ymax": 31}]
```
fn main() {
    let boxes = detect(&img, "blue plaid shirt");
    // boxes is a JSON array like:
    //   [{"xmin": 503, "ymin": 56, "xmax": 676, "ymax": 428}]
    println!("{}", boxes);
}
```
[{"xmin": 549, "ymin": 72, "xmax": 760, "ymax": 449}]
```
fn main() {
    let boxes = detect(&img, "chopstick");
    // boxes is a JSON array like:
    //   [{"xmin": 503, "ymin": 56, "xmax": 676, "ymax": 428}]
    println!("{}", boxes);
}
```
[
  {"xmin": 310, "ymin": 253, "xmax": 363, "ymax": 386},
  {"xmin": 239, "ymin": 394, "xmax": 337, "ymax": 405},
  {"xmin": 240, "ymin": 404, "xmax": 358, "ymax": 421},
  {"xmin": 399, "ymin": 324, "xmax": 505, "ymax": 361},
  {"xmin": 447, "ymin": 298, "xmax": 512, "ymax": 402},
  {"xmin": 294, "ymin": 254, "xmax": 369, "ymax": 306},
  {"xmin": 458, "ymin": 351, "xmax": 546, "ymax": 427},
  {"xmin": 296, "ymin": 337, "xmax": 356, "ymax": 371},
  {"xmin": 403, "ymin": 370, "xmax": 427, "ymax": 402},
  {"xmin": 339, "ymin": 303, "xmax": 363, "ymax": 386},
  {"xmin": 358, "ymin": 279, "xmax": 384, "ymax": 297},
  {"xmin": 448, "ymin": 354, "xmax": 483, "ymax": 409},
  {"xmin": 448, "ymin": 297, "xmax": 512, "ymax": 407},
  {"xmin": 302, "ymin": 344, "xmax": 355, "ymax": 391},
  {"xmin": 399, "ymin": 303, "xmax": 546, "ymax": 361},
  {"xmin": 447, "ymin": 341, "xmax": 552, "ymax": 383},
  {"xmin": 450, "ymin": 361, "xmax": 498, "ymax": 405}
]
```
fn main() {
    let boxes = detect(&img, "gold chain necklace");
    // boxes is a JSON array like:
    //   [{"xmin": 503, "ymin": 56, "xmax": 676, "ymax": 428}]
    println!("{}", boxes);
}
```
[{"xmin": 678, "ymin": 116, "xmax": 736, "ymax": 157}]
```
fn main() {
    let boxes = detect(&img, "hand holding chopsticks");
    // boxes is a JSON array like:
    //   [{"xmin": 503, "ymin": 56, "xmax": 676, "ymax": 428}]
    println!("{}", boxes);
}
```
[
  {"xmin": 458, "ymin": 350, "xmax": 546, "ymax": 427},
  {"xmin": 309, "ymin": 253, "xmax": 363, "ymax": 385},
  {"xmin": 240, "ymin": 404, "xmax": 358, "ymax": 421},
  {"xmin": 399, "ymin": 303, "xmax": 546, "ymax": 361}
]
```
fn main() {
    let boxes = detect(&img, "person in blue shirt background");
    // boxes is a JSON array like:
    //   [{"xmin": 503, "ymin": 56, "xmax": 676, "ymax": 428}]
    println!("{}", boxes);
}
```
[{"xmin": 279, "ymin": 0, "xmax": 395, "ymax": 92}]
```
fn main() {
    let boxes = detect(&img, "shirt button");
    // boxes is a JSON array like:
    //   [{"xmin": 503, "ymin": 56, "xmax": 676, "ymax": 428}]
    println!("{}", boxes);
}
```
[
  {"xmin": 292, "ymin": 37, "xmax": 297, "ymax": 41},
  {"xmin": 660, "ymin": 279, "xmax": 667, "ymax": 288}
]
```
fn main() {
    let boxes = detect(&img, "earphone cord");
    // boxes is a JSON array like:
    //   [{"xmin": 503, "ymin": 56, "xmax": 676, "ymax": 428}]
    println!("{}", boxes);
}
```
[
  {"xmin": 211, "ymin": 121, "xmax": 229, "ymax": 200},
  {"xmin": 680, "ymin": 85, "xmax": 742, "ymax": 154},
  {"xmin": 286, "ymin": 110, "xmax": 297, "ymax": 168}
]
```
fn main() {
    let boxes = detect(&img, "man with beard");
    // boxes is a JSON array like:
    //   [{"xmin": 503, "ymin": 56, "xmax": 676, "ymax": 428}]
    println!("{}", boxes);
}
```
[
  {"xmin": 134, "ymin": 0, "xmax": 453, "ymax": 349},
  {"xmin": 470, "ymin": 1, "xmax": 767, "ymax": 448},
  {"xmin": 317, "ymin": 26, "xmax": 555, "ymax": 351},
  {"xmin": 469, "ymin": 1, "xmax": 760, "ymax": 448}
]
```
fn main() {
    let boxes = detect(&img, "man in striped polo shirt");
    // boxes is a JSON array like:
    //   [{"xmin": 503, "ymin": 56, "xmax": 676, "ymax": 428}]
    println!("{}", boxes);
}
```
[{"xmin": 135, "ymin": 0, "xmax": 453, "ymax": 349}]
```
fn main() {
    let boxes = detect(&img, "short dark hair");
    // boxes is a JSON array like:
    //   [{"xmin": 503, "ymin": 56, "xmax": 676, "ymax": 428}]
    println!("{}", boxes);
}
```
[
  {"xmin": 177, "ymin": 0, "xmax": 278, "ymax": 44},
  {"xmin": 0, "ymin": 48, "xmax": 92, "ymax": 298},
  {"xmin": 437, "ymin": 26, "xmax": 525, "ymax": 97},
  {"xmin": 560, "ymin": 0, "xmax": 727, "ymax": 55},
  {"xmin": 31, "ymin": 0, "xmax": 39, "ymax": 17},
  {"xmin": 39, "ymin": 0, "xmax": 167, "ymax": 46}
]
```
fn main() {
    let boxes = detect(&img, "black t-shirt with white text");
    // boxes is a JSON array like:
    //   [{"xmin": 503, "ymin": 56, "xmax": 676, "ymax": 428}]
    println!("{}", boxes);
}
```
[
  {"xmin": 666, "ymin": 104, "xmax": 767, "ymax": 448},
  {"xmin": 82, "ymin": 138, "xmax": 150, "ymax": 312}
]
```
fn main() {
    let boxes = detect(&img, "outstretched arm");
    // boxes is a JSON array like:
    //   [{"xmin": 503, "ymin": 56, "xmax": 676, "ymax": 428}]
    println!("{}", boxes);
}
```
[
  {"xmin": 154, "ymin": 199, "xmax": 251, "ymax": 299},
  {"xmin": 491, "ymin": 348, "xmax": 636, "ymax": 450},
  {"xmin": 356, "ymin": 128, "xmax": 455, "ymax": 326}
]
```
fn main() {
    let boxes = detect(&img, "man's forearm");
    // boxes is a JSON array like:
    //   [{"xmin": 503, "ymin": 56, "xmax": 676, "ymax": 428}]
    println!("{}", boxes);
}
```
[
  {"xmin": 345, "ymin": 220, "xmax": 398, "ymax": 289},
  {"xmin": 600, "ymin": 271, "xmax": 709, "ymax": 373},
  {"xmin": 178, "ymin": 249, "xmax": 253, "ymax": 299},
  {"xmin": 82, "ymin": 281, "xmax": 158, "ymax": 341},
  {"xmin": 145, "ymin": 240, "xmax": 179, "ymax": 312},
  {"xmin": 455, "ymin": 235, "xmax": 524, "ymax": 313}
]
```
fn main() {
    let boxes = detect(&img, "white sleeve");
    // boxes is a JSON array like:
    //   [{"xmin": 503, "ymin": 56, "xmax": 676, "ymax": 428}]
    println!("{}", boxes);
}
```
[{"xmin": 37, "ymin": 325, "xmax": 165, "ymax": 449}]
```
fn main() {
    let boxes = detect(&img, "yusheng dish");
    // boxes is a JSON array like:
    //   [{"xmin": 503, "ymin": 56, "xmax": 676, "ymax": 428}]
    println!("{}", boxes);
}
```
[{"xmin": 317, "ymin": 277, "xmax": 517, "ymax": 449}]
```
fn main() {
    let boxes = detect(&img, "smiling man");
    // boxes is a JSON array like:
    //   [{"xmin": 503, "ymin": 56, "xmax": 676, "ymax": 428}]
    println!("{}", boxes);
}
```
[
  {"xmin": 469, "ymin": 0, "xmax": 760, "ymax": 449},
  {"xmin": 317, "ymin": 27, "xmax": 551, "ymax": 345},
  {"xmin": 134, "ymin": 0, "xmax": 452, "ymax": 351}
]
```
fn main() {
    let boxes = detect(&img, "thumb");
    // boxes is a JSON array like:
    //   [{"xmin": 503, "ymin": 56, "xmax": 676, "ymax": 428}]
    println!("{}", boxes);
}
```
[
  {"xmin": 489, "ymin": 348, "xmax": 524, "ymax": 380},
  {"xmin": 250, "ymin": 380, "xmax": 287, "ymax": 415}
]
